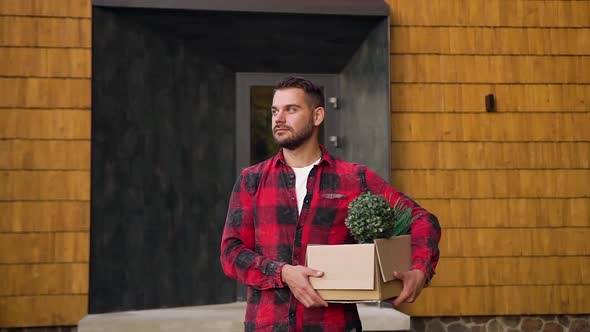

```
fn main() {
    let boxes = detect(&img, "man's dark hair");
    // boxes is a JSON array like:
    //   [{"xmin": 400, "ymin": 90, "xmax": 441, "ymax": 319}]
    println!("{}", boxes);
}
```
[{"xmin": 274, "ymin": 76, "xmax": 325, "ymax": 109}]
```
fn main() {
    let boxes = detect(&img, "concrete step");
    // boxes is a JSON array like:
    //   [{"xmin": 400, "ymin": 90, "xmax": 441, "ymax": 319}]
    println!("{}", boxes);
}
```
[{"xmin": 79, "ymin": 302, "xmax": 410, "ymax": 331}]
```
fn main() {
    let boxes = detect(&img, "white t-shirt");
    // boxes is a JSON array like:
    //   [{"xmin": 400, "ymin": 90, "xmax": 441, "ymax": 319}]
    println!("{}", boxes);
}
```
[{"xmin": 292, "ymin": 158, "xmax": 321, "ymax": 215}]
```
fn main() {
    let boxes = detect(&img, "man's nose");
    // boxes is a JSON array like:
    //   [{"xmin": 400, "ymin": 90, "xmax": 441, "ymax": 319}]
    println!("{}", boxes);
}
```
[{"xmin": 274, "ymin": 110, "xmax": 286, "ymax": 122}]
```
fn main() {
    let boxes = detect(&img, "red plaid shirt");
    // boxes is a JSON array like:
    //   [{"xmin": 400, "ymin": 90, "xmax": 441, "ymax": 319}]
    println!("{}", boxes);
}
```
[{"xmin": 221, "ymin": 146, "xmax": 441, "ymax": 332}]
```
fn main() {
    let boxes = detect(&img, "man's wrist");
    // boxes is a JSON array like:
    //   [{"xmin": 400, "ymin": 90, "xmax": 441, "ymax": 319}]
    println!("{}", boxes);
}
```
[
  {"xmin": 410, "ymin": 265, "xmax": 432, "ymax": 286},
  {"xmin": 277, "ymin": 262, "xmax": 289, "ymax": 286}
]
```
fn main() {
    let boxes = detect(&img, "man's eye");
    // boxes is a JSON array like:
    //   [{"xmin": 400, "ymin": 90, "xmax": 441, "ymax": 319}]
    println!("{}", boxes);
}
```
[{"xmin": 288, "ymin": 107, "xmax": 296, "ymax": 112}]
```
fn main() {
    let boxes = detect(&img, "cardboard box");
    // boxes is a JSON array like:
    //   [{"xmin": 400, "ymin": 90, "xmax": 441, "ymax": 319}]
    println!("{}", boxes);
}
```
[{"xmin": 306, "ymin": 235, "xmax": 411, "ymax": 302}]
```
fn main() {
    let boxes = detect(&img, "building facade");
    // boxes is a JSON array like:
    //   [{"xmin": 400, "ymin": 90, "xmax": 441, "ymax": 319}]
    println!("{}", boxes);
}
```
[{"xmin": 0, "ymin": 0, "xmax": 589, "ymax": 331}]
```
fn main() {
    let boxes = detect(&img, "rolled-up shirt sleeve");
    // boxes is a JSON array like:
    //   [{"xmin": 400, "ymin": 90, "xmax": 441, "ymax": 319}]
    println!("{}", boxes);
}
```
[
  {"xmin": 220, "ymin": 172, "xmax": 286, "ymax": 290},
  {"xmin": 364, "ymin": 167, "xmax": 441, "ymax": 283}
]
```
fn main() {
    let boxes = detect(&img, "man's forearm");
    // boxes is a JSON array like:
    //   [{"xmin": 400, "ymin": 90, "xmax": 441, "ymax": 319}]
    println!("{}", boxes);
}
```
[
  {"xmin": 409, "ymin": 213, "xmax": 441, "ymax": 284},
  {"xmin": 220, "ymin": 237, "xmax": 286, "ymax": 290}
]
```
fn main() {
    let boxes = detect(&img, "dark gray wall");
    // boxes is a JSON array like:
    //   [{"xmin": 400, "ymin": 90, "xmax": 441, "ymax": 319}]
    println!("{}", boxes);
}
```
[
  {"xmin": 90, "ymin": 7, "xmax": 236, "ymax": 313},
  {"xmin": 338, "ymin": 18, "xmax": 391, "ymax": 182},
  {"xmin": 106, "ymin": 7, "xmax": 382, "ymax": 74}
]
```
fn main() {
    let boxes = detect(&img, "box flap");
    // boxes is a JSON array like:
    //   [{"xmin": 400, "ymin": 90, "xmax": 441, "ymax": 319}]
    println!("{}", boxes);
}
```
[
  {"xmin": 374, "ymin": 235, "xmax": 412, "ymax": 282},
  {"xmin": 306, "ymin": 243, "xmax": 375, "ymax": 290}
]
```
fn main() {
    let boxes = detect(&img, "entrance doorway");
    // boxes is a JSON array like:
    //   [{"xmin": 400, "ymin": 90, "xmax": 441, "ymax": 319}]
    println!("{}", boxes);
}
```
[{"xmin": 91, "ymin": 0, "xmax": 390, "ymax": 312}]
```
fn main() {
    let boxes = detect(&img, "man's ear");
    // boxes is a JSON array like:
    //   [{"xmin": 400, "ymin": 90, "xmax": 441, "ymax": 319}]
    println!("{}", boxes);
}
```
[{"xmin": 313, "ymin": 107, "xmax": 325, "ymax": 126}]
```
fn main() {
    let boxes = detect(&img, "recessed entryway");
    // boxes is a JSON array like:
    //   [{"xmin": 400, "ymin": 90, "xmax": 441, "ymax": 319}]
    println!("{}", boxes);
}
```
[{"xmin": 91, "ymin": 0, "xmax": 390, "ymax": 313}]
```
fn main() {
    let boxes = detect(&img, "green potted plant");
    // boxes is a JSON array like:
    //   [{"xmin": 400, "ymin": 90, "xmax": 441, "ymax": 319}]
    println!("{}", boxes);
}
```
[{"xmin": 345, "ymin": 192, "xmax": 417, "ymax": 243}]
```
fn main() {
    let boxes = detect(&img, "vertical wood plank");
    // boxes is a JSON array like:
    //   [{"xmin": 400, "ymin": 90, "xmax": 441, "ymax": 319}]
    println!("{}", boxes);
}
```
[
  {"xmin": 0, "ymin": 17, "xmax": 91, "ymax": 48},
  {"xmin": 0, "ymin": 295, "xmax": 88, "ymax": 327},
  {"xmin": 0, "ymin": 0, "xmax": 91, "ymax": 18},
  {"xmin": 0, "ymin": 171, "xmax": 90, "ymax": 200},
  {"xmin": 0, "ymin": 263, "xmax": 88, "ymax": 296}
]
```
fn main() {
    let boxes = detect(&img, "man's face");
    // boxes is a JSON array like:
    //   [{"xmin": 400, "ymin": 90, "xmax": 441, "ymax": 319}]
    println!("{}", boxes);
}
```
[{"xmin": 271, "ymin": 88, "xmax": 317, "ymax": 150}]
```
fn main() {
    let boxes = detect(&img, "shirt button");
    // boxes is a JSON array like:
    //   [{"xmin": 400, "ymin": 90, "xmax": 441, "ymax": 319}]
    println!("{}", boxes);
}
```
[
  {"xmin": 289, "ymin": 174, "xmax": 295, "ymax": 180},
  {"xmin": 291, "ymin": 197, "xmax": 295, "ymax": 201}
]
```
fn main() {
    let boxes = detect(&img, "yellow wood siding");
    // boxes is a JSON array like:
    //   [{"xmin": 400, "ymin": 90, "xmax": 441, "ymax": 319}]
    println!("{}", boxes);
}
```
[
  {"xmin": 0, "ymin": 140, "xmax": 90, "ymax": 170},
  {"xmin": 0, "ymin": 48, "xmax": 90, "ymax": 78},
  {"xmin": 0, "ymin": 202, "xmax": 90, "ymax": 232},
  {"xmin": 0, "ymin": 0, "xmax": 91, "ymax": 327},
  {"xmin": 0, "ymin": 233, "xmax": 89, "ymax": 264},
  {"xmin": 0, "ymin": 296, "xmax": 88, "ymax": 328},
  {"xmin": 439, "ymin": 228, "xmax": 590, "ymax": 257},
  {"xmin": 0, "ymin": 110, "xmax": 91, "ymax": 139},
  {"xmin": 398, "ymin": 285, "xmax": 590, "ymax": 316},
  {"xmin": 0, "ymin": 78, "xmax": 91, "ymax": 108},
  {"xmin": 391, "ymin": 113, "xmax": 590, "ymax": 141},
  {"xmin": 0, "ymin": 171, "xmax": 90, "ymax": 201},
  {"xmin": 387, "ymin": 0, "xmax": 590, "ymax": 27},
  {"xmin": 391, "ymin": 27, "xmax": 590, "ymax": 55},
  {"xmin": 0, "ymin": 17, "xmax": 91, "ymax": 48},
  {"xmin": 0, "ymin": 263, "xmax": 88, "ymax": 296},
  {"xmin": 435, "ymin": 257, "xmax": 590, "ymax": 286},
  {"xmin": 386, "ymin": 0, "xmax": 590, "ymax": 316},
  {"xmin": 420, "ymin": 198, "xmax": 590, "ymax": 228},
  {"xmin": 392, "ymin": 170, "xmax": 589, "ymax": 198},
  {"xmin": 390, "ymin": 55, "xmax": 590, "ymax": 83},
  {"xmin": 391, "ymin": 142, "xmax": 590, "ymax": 169},
  {"xmin": 0, "ymin": 0, "xmax": 91, "ymax": 18},
  {"xmin": 391, "ymin": 84, "xmax": 590, "ymax": 112}
]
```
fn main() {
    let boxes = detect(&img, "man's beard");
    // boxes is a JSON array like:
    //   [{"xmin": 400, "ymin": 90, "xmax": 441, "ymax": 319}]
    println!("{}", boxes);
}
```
[{"xmin": 274, "ymin": 121, "xmax": 314, "ymax": 150}]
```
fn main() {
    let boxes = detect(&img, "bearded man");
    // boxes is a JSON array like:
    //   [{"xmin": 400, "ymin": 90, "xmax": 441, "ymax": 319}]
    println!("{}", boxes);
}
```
[{"xmin": 220, "ymin": 76, "xmax": 441, "ymax": 332}]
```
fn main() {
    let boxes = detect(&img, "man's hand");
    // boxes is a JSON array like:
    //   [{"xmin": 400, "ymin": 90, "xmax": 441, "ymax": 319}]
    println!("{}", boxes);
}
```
[
  {"xmin": 389, "ymin": 269, "xmax": 426, "ymax": 307},
  {"xmin": 281, "ymin": 264, "xmax": 328, "ymax": 308}
]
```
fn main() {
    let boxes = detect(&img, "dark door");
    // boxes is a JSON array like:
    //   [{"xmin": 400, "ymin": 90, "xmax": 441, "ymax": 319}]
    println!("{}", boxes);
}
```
[{"xmin": 90, "ymin": 7, "xmax": 237, "ymax": 312}]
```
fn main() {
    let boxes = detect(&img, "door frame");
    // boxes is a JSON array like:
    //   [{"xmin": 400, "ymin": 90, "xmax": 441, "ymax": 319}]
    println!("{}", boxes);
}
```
[{"xmin": 235, "ymin": 73, "xmax": 339, "ymax": 175}]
